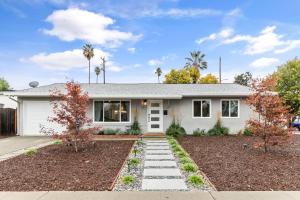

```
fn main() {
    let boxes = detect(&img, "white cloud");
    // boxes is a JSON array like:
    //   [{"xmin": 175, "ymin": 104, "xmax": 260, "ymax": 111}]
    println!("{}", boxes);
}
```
[
  {"xmin": 42, "ymin": 8, "xmax": 141, "ymax": 47},
  {"xmin": 127, "ymin": 47, "xmax": 136, "ymax": 53},
  {"xmin": 250, "ymin": 57, "xmax": 279, "ymax": 69},
  {"xmin": 148, "ymin": 59, "xmax": 162, "ymax": 66},
  {"xmin": 144, "ymin": 8, "xmax": 222, "ymax": 18},
  {"xmin": 23, "ymin": 49, "xmax": 122, "ymax": 72},
  {"xmin": 222, "ymin": 25, "xmax": 300, "ymax": 55},
  {"xmin": 196, "ymin": 27, "xmax": 233, "ymax": 44},
  {"xmin": 147, "ymin": 54, "xmax": 176, "ymax": 66}
]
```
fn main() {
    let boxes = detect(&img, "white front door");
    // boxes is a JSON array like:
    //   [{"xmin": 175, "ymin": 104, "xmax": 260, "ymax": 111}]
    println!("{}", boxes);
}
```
[{"xmin": 147, "ymin": 100, "xmax": 163, "ymax": 133}]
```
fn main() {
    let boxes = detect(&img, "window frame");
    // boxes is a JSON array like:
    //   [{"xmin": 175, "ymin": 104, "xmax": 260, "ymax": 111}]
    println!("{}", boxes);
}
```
[
  {"xmin": 93, "ymin": 100, "xmax": 131, "ymax": 123},
  {"xmin": 192, "ymin": 99, "xmax": 212, "ymax": 118},
  {"xmin": 220, "ymin": 99, "xmax": 240, "ymax": 118}
]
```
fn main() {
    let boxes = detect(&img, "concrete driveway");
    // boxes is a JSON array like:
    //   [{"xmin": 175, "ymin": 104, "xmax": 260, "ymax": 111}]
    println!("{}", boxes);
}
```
[{"xmin": 0, "ymin": 136, "xmax": 52, "ymax": 156}]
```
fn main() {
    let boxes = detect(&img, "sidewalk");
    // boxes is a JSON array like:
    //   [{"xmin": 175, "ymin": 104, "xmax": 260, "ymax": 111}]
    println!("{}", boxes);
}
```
[{"xmin": 0, "ymin": 191, "xmax": 299, "ymax": 200}]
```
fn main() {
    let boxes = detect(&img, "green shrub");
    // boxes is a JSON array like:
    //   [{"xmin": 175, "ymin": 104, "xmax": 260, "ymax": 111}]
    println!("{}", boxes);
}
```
[
  {"xmin": 127, "ymin": 119, "xmax": 142, "ymax": 135},
  {"xmin": 176, "ymin": 151, "xmax": 187, "ymax": 158},
  {"xmin": 188, "ymin": 175, "xmax": 204, "ymax": 186},
  {"xmin": 52, "ymin": 140, "xmax": 62, "ymax": 145},
  {"xmin": 129, "ymin": 158, "xmax": 140, "ymax": 166},
  {"xmin": 182, "ymin": 163, "xmax": 198, "ymax": 173},
  {"xmin": 102, "ymin": 128, "xmax": 121, "ymax": 135},
  {"xmin": 243, "ymin": 128, "xmax": 252, "ymax": 136},
  {"xmin": 173, "ymin": 146, "xmax": 183, "ymax": 152},
  {"xmin": 193, "ymin": 128, "xmax": 207, "ymax": 136},
  {"xmin": 136, "ymin": 139, "xmax": 145, "ymax": 146},
  {"xmin": 132, "ymin": 148, "xmax": 142, "ymax": 155},
  {"xmin": 169, "ymin": 139, "xmax": 177, "ymax": 145},
  {"xmin": 207, "ymin": 119, "xmax": 229, "ymax": 136},
  {"xmin": 166, "ymin": 120, "xmax": 186, "ymax": 137},
  {"xmin": 122, "ymin": 175, "xmax": 135, "ymax": 185},
  {"xmin": 180, "ymin": 157, "xmax": 193, "ymax": 164},
  {"xmin": 25, "ymin": 148, "xmax": 38, "ymax": 156}
]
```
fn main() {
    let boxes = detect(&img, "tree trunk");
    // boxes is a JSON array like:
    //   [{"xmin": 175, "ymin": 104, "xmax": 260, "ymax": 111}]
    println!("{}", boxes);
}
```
[
  {"xmin": 96, "ymin": 75, "xmax": 98, "ymax": 84},
  {"xmin": 88, "ymin": 60, "xmax": 91, "ymax": 84}
]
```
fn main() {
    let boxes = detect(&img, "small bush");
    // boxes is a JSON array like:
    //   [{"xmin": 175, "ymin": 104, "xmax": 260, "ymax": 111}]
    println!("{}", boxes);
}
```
[
  {"xmin": 169, "ymin": 139, "xmax": 177, "ymax": 145},
  {"xmin": 122, "ymin": 175, "xmax": 135, "ymax": 185},
  {"xmin": 176, "ymin": 151, "xmax": 187, "ymax": 158},
  {"xmin": 193, "ymin": 128, "xmax": 207, "ymax": 136},
  {"xmin": 207, "ymin": 119, "xmax": 229, "ymax": 136},
  {"xmin": 129, "ymin": 158, "xmax": 140, "ymax": 166},
  {"xmin": 243, "ymin": 128, "xmax": 252, "ymax": 136},
  {"xmin": 183, "ymin": 163, "xmax": 198, "ymax": 173},
  {"xmin": 132, "ymin": 148, "xmax": 142, "ymax": 155},
  {"xmin": 173, "ymin": 146, "xmax": 183, "ymax": 152},
  {"xmin": 52, "ymin": 140, "xmax": 62, "ymax": 145},
  {"xmin": 166, "ymin": 120, "xmax": 186, "ymax": 137},
  {"xmin": 136, "ymin": 139, "xmax": 145, "ymax": 146},
  {"xmin": 127, "ymin": 119, "xmax": 142, "ymax": 135},
  {"xmin": 25, "ymin": 148, "xmax": 37, "ymax": 156},
  {"xmin": 180, "ymin": 157, "xmax": 193, "ymax": 164},
  {"xmin": 101, "ymin": 128, "xmax": 121, "ymax": 135},
  {"xmin": 189, "ymin": 175, "xmax": 204, "ymax": 186}
]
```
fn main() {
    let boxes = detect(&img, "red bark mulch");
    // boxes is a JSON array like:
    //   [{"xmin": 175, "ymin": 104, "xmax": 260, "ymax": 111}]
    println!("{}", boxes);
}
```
[
  {"xmin": 178, "ymin": 135, "xmax": 300, "ymax": 191},
  {"xmin": 0, "ymin": 141, "xmax": 134, "ymax": 191}
]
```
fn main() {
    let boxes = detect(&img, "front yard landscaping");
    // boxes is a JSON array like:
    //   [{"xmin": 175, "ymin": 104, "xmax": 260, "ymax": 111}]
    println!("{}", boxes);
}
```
[
  {"xmin": 178, "ymin": 135, "xmax": 300, "ymax": 191},
  {"xmin": 0, "ymin": 140, "xmax": 134, "ymax": 191}
]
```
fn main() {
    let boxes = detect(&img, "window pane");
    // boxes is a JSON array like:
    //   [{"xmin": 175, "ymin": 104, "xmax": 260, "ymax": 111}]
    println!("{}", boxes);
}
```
[
  {"xmin": 222, "ymin": 101, "xmax": 229, "ymax": 117},
  {"xmin": 193, "ymin": 101, "xmax": 201, "ymax": 117},
  {"xmin": 151, "ymin": 117, "xmax": 160, "ymax": 121},
  {"xmin": 120, "ymin": 101, "xmax": 130, "ymax": 122},
  {"xmin": 230, "ymin": 100, "xmax": 238, "ymax": 117},
  {"xmin": 151, "ymin": 124, "xmax": 160, "ymax": 128},
  {"xmin": 151, "ymin": 103, "xmax": 160, "ymax": 107},
  {"xmin": 202, "ymin": 100, "xmax": 210, "ymax": 117},
  {"xmin": 104, "ymin": 101, "xmax": 120, "ymax": 122},
  {"xmin": 151, "ymin": 110, "xmax": 160, "ymax": 114},
  {"xmin": 94, "ymin": 101, "xmax": 103, "ymax": 122}
]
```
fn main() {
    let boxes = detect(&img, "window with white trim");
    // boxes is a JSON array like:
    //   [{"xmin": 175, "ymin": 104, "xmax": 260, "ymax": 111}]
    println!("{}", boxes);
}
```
[
  {"xmin": 221, "ymin": 100, "xmax": 239, "ymax": 117},
  {"xmin": 193, "ymin": 100, "xmax": 211, "ymax": 117},
  {"xmin": 94, "ymin": 100, "xmax": 130, "ymax": 122}
]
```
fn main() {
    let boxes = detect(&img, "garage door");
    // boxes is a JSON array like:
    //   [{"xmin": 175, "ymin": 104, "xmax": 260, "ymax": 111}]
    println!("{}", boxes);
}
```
[{"xmin": 22, "ymin": 101, "xmax": 62, "ymax": 136}]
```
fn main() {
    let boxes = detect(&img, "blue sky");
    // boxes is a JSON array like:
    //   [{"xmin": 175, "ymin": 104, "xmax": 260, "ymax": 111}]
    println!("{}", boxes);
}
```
[{"xmin": 1, "ymin": 0, "xmax": 300, "ymax": 89}]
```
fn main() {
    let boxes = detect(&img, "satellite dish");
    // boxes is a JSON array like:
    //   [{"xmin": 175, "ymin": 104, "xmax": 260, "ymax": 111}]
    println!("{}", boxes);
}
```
[{"xmin": 29, "ymin": 81, "xmax": 39, "ymax": 88}]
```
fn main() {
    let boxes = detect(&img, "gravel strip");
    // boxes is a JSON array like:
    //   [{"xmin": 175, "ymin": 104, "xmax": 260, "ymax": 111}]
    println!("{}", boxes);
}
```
[{"xmin": 113, "ymin": 140, "xmax": 145, "ymax": 191}]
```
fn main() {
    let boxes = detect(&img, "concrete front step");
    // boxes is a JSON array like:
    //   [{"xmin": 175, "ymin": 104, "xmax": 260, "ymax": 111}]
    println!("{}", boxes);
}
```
[
  {"xmin": 143, "ymin": 168, "xmax": 181, "ymax": 177},
  {"xmin": 146, "ymin": 146, "xmax": 170, "ymax": 150},
  {"xmin": 146, "ymin": 150, "xmax": 172, "ymax": 155},
  {"xmin": 145, "ymin": 154, "xmax": 175, "ymax": 160},
  {"xmin": 146, "ymin": 140, "xmax": 167, "ymax": 143},
  {"xmin": 146, "ymin": 143, "xmax": 169, "ymax": 146},
  {"xmin": 144, "ymin": 160, "xmax": 177, "ymax": 167},
  {"xmin": 142, "ymin": 179, "xmax": 188, "ymax": 190}
]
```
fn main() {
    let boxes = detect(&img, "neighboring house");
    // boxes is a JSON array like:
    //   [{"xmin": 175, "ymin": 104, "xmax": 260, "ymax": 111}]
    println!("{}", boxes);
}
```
[
  {"xmin": 0, "ymin": 94, "xmax": 17, "ymax": 109},
  {"xmin": 3, "ymin": 83, "xmax": 254, "ymax": 136}
]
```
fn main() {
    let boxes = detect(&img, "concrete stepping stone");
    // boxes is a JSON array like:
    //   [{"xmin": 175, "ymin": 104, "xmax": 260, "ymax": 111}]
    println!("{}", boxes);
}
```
[
  {"xmin": 146, "ymin": 143, "xmax": 169, "ymax": 146},
  {"xmin": 146, "ymin": 150, "xmax": 172, "ymax": 154},
  {"xmin": 144, "ymin": 160, "xmax": 177, "ymax": 167},
  {"xmin": 143, "ymin": 168, "xmax": 181, "ymax": 177},
  {"xmin": 146, "ymin": 140, "xmax": 167, "ymax": 143},
  {"xmin": 145, "ymin": 154, "xmax": 174, "ymax": 160},
  {"xmin": 142, "ymin": 179, "xmax": 187, "ymax": 190},
  {"xmin": 146, "ymin": 146, "xmax": 169, "ymax": 150}
]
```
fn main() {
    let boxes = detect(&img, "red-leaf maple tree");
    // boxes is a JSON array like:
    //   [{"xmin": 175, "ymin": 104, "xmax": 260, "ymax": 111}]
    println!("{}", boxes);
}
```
[
  {"xmin": 246, "ymin": 77, "xmax": 294, "ymax": 152},
  {"xmin": 42, "ymin": 81, "xmax": 99, "ymax": 152}
]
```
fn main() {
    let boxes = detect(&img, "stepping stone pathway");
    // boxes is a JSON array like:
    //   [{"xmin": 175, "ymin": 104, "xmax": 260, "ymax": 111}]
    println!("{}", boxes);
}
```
[{"xmin": 141, "ymin": 139, "xmax": 188, "ymax": 191}]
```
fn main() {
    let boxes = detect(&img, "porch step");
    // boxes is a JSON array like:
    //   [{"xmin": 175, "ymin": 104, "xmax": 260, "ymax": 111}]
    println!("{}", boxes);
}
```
[{"xmin": 143, "ymin": 133, "xmax": 166, "ymax": 139}]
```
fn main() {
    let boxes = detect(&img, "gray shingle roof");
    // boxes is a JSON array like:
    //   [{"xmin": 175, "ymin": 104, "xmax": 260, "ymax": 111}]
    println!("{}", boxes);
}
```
[{"xmin": 3, "ymin": 83, "xmax": 251, "ymax": 99}]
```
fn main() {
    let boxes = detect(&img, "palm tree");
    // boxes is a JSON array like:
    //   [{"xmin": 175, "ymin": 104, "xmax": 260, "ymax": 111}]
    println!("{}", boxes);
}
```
[
  {"xmin": 155, "ymin": 67, "xmax": 162, "ymax": 83},
  {"xmin": 185, "ymin": 51, "xmax": 207, "ymax": 70},
  {"xmin": 83, "ymin": 43, "xmax": 94, "ymax": 84},
  {"xmin": 185, "ymin": 51, "xmax": 207, "ymax": 83},
  {"xmin": 95, "ymin": 66, "xmax": 101, "ymax": 83}
]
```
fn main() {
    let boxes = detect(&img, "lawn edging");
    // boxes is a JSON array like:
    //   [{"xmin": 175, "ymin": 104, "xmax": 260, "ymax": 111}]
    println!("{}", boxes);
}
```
[{"xmin": 168, "ymin": 136, "xmax": 217, "ymax": 191}]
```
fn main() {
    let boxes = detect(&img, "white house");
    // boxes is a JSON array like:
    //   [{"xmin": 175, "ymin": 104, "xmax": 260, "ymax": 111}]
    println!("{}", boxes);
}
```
[{"xmin": 3, "ymin": 83, "xmax": 254, "ymax": 136}]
